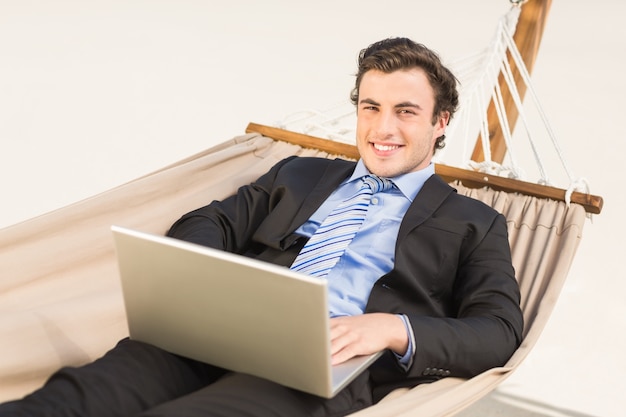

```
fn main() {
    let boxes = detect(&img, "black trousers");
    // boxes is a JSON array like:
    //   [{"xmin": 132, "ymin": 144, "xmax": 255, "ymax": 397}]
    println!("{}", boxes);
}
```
[{"xmin": 0, "ymin": 338, "xmax": 373, "ymax": 417}]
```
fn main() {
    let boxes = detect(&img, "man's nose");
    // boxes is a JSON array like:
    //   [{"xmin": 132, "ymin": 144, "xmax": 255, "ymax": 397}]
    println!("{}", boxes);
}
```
[{"xmin": 373, "ymin": 110, "xmax": 397, "ymax": 138}]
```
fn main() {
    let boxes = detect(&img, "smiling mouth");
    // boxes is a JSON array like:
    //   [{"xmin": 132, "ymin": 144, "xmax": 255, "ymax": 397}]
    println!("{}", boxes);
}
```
[{"xmin": 373, "ymin": 143, "xmax": 401, "ymax": 152}]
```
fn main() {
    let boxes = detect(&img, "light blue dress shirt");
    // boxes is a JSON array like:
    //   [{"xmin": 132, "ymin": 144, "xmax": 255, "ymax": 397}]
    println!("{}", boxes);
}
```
[{"xmin": 294, "ymin": 159, "xmax": 435, "ymax": 366}]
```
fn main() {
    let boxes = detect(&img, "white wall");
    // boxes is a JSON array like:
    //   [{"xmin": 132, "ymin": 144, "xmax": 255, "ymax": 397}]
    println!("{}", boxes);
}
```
[{"xmin": 1, "ymin": 1, "xmax": 624, "ymax": 415}]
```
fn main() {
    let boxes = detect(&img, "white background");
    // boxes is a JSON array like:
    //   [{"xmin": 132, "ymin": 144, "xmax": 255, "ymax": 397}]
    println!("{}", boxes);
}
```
[{"xmin": 1, "ymin": 1, "xmax": 624, "ymax": 415}]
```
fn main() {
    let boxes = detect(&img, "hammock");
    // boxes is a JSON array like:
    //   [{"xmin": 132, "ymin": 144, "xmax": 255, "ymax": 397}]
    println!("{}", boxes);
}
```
[
  {"xmin": 0, "ymin": 130, "xmax": 589, "ymax": 416},
  {"xmin": 0, "ymin": 0, "xmax": 604, "ymax": 415}
]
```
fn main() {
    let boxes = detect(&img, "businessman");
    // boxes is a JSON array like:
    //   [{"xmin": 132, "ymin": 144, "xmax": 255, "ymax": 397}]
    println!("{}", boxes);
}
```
[{"xmin": 0, "ymin": 37, "xmax": 523, "ymax": 417}]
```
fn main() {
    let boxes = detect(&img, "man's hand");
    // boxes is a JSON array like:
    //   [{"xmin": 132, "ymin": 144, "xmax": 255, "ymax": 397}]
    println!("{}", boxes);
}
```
[{"xmin": 330, "ymin": 313, "xmax": 409, "ymax": 365}]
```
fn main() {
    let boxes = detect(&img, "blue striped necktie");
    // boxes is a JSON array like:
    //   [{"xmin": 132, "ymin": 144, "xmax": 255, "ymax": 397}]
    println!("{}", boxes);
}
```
[{"xmin": 290, "ymin": 175, "xmax": 394, "ymax": 278}]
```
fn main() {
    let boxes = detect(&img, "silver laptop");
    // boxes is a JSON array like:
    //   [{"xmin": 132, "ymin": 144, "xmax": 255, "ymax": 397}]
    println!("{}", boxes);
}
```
[{"xmin": 111, "ymin": 225, "xmax": 381, "ymax": 398}]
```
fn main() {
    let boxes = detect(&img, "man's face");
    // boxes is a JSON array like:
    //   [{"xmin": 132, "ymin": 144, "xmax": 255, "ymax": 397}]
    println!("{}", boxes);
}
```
[{"xmin": 355, "ymin": 68, "xmax": 448, "ymax": 178}]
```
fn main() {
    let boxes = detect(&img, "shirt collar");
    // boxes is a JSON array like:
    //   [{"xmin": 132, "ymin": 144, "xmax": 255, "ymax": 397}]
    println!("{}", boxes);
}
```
[{"xmin": 348, "ymin": 159, "xmax": 434, "ymax": 202}]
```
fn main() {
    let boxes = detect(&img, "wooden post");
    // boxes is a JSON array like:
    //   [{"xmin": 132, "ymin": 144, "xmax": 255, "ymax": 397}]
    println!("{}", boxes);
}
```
[{"xmin": 471, "ymin": 0, "xmax": 553, "ymax": 163}]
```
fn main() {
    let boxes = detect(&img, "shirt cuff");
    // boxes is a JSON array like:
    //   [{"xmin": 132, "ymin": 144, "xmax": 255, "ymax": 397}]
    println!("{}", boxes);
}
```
[{"xmin": 394, "ymin": 314, "xmax": 416, "ymax": 371}]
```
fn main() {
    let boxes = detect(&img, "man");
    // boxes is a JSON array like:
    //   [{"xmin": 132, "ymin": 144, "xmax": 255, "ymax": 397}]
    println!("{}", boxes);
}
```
[{"xmin": 0, "ymin": 37, "xmax": 523, "ymax": 417}]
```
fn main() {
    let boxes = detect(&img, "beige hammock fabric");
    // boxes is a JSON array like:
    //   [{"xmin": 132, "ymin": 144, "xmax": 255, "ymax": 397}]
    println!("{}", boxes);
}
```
[{"xmin": 0, "ymin": 133, "xmax": 587, "ymax": 416}]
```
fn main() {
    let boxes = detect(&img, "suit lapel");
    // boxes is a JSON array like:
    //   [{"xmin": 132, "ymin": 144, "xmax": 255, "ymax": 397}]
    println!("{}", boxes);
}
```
[
  {"xmin": 396, "ymin": 175, "xmax": 456, "ymax": 244},
  {"xmin": 285, "ymin": 159, "xmax": 356, "ymax": 235}
]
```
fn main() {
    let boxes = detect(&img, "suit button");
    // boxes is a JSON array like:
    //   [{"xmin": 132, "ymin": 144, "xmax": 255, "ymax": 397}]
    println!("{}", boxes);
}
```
[
  {"xmin": 423, "ymin": 367, "xmax": 432, "ymax": 376},
  {"xmin": 444, "ymin": 370, "xmax": 451, "ymax": 376}
]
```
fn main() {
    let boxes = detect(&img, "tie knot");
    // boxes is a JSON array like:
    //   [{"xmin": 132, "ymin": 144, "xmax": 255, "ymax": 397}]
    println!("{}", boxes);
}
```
[{"xmin": 362, "ymin": 175, "xmax": 393, "ymax": 193}]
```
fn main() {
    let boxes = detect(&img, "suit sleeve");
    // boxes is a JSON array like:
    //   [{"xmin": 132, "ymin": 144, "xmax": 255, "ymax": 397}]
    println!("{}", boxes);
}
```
[
  {"xmin": 405, "ymin": 212, "xmax": 523, "ymax": 380},
  {"xmin": 166, "ymin": 156, "xmax": 296, "ymax": 253},
  {"xmin": 368, "ymin": 205, "xmax": 523, "ymax": 393}
]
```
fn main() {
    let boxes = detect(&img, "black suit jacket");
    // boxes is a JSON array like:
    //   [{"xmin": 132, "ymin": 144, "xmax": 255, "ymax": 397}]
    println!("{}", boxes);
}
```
[{"xmin": 167, "ymin": 156, "xmax": 523, "ymax": 399}]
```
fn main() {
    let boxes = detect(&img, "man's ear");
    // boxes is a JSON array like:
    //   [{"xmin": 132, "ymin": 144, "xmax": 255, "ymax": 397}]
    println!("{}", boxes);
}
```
[{"xmin": 435, "ymin": 111, "xmax": 450, "ymax": 135}]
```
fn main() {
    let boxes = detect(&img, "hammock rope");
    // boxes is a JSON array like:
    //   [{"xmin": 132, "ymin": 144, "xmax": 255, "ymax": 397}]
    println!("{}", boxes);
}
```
[{"xmin": 496, "ymin": 5, "xmax": 590, "ymax": 202}]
